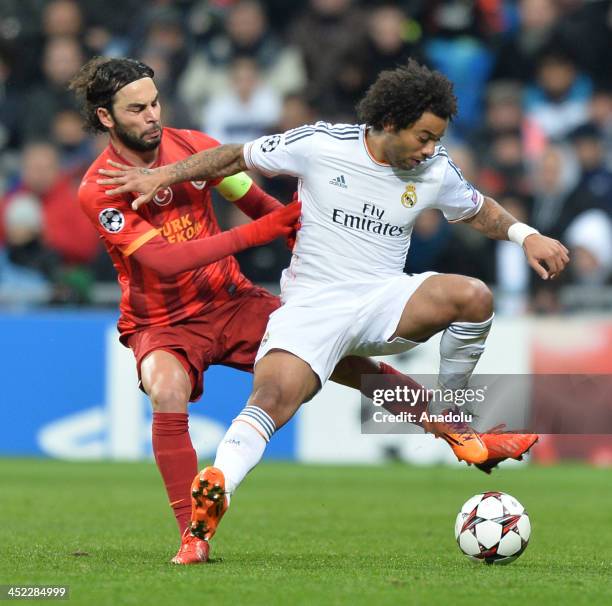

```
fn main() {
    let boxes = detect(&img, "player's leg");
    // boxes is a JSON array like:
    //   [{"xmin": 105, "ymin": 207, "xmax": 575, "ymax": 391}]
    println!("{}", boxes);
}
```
[
  {"xmin": 208, "ymin": 288, "xmax": 319, "ymax": 501},
  {"xmin": 392, "ymin": 273, "xmax": 494, "ymax": 393},
  {"xmin": 140, "ymin": 350, "xmax": 197, "ymax": 535},
  {"xmin": 214, "ymin": 350, "xmax": 318, "ymax": 495},
  {"xmin": 190, "ymin": 350, "xmax": 318, "ymax": 542},
  {"xmin": 392, "ymin": 274, "xmax": 537, "ymax": 470},
  {"xmin": 341, "ymin": 273, "xmax": 491, "ymax": 464},
  {"xmin": 330, "ymin": 356, "xmax": 430, "ymax": 424}
]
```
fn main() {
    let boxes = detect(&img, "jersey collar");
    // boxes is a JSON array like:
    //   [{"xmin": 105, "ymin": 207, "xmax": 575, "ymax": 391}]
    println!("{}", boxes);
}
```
[{"xmin": 362, "ymin": 126, "xmax": 392, "ymax": 167}]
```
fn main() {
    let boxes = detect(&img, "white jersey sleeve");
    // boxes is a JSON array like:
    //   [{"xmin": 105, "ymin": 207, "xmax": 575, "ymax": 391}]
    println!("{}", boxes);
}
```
[
  {"xmin": 435, "ymin": 154, "xmax": 484, "ymax": 223},
  {"xmin": 243, "ymin": 126, "xmax": 315, "ymax": 178}
]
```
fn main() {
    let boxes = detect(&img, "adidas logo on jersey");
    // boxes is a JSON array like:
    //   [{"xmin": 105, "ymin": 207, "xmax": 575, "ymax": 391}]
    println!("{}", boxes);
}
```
[{"xmin": 329, "ymin": 175, "xmax": 348, "ymax": 188}]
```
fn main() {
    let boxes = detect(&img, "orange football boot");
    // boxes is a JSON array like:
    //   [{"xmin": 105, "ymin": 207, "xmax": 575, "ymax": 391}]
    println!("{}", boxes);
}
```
[
  {"xmin": 189, "ymin": 466, "xmax": 229, "ymax": 542},
  {"xmin": 476, "ymin": 430, "xmax": 539, "ymax": 474},
  {"xmin": 422, "ymin": 411, "xmax": 488, "ymax": 464},
  {"xmin": 171, "ymin": 528, "xmax": 210, "ymax": 564}
]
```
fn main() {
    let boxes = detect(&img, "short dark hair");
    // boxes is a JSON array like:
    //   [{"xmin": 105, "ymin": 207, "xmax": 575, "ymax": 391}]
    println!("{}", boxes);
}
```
[
  {"xmin": 68, "ymin": 57, "xmax": 154, "ymax": 133},
  {"xmin": 357, "ymin": 59, "xmax": 457, "ymax": 131}
]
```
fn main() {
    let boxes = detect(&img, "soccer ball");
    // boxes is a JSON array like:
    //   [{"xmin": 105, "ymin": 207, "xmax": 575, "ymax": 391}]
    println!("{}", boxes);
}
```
[{"xmin": 454, "ymin": 491, "xmax": 531, "ymax": 565}]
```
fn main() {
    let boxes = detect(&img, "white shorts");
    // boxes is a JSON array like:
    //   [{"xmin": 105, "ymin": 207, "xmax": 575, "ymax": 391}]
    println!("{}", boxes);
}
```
[{"xmin": 255, "ymin": 272, "xmax": 437, "ymax": 384}]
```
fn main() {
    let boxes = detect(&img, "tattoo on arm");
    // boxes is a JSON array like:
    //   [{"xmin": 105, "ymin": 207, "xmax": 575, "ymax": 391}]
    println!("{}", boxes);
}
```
[
  {"xmin": 166, "ymin": 144, "xmax": 247, "ymax": 184},
  {"xmin": 462, "ymin": 197, "xmax": 517, "ymax": 240}
]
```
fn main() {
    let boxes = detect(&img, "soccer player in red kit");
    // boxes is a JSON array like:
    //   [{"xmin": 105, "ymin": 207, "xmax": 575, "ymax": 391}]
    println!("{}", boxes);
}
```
[{"xmin": 70, "ymin": 57, "xmax": 436, "ymax": 564}]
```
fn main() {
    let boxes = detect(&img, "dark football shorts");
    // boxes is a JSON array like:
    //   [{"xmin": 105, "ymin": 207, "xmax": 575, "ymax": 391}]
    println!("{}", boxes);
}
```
[{"xmin": 127, "ymin": 286, "xmax": 280, "ymax": 401}]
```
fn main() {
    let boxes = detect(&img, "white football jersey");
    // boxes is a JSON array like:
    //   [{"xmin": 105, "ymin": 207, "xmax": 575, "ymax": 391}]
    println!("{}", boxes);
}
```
[{"xmin": 244, "ymin": 122, "xmax": 483, "ymax": 300}]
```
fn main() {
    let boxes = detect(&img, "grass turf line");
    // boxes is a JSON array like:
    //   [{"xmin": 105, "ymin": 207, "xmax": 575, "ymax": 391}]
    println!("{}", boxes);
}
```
[{"xmin": 1, "ymin": 459, "xmax": 611, "ymax": 606}]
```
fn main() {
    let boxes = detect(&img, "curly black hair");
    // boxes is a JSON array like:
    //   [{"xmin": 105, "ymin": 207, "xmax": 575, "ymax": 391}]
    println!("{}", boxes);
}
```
[
  {"xmin": 357, "ymin": 59, "xmax": 457, "ymax": 131},
  {"xmin": 68, "ymin": 57, "xmax": 154, "ymax": 133}
]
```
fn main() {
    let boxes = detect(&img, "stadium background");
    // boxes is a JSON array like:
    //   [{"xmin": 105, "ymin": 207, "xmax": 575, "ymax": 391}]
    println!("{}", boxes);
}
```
[{"xmin": 1, "ymin": 0, "xmax": 611, "ymax": 465}]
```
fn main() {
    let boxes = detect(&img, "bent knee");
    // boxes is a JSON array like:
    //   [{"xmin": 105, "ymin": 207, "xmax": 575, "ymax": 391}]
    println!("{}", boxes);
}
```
[
  {"xmin": 456, "ymin": 278, "xmax": 493, "ymax": 322},
  {"xmin": 149, "ymin": 383, "xmax": 190, "ymax": 412}
]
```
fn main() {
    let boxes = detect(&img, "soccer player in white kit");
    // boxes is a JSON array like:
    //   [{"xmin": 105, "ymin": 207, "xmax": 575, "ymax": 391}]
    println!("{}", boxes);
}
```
[{"xmin": 99, "ymin": 61, "xmax": 569, "ymax": 562}]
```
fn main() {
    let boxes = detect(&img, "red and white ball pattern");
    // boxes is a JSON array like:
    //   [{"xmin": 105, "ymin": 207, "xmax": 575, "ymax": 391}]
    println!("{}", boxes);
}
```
[{"xmin": 455, "ymin": 491, "xmax": 531, "ymax": 565}]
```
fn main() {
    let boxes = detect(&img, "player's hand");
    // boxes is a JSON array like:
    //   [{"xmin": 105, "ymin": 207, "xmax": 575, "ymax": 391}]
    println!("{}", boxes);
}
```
[
  {"xmin": 523, "ymin": 234, "xmax": 570, "ymax": 280},
  {"xmin": 237, "ymin": 200, "xmax": 302, "ymax": 248},
  {"xmin": 97, "ymin": 160, "xmax": 167, "ymax": 210}
]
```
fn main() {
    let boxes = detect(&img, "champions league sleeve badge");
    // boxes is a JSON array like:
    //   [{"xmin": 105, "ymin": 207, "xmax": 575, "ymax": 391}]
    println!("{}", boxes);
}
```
[
  {"xmin": 260, "ymin": 135, "xmax": 281, "ymax": 153},
  {"xmin": 99, "ymin": 208, "xmax": 125, "ymax": 233}
]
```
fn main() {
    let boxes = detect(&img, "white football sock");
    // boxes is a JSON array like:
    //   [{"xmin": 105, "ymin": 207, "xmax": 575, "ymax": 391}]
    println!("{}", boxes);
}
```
[
  {"xmin": 213, "ymin": 405, "xmax": 276, "ymax": 498},
  {"xmin": 432, "ymin": 314, "xmax": 494, "ymax": 413}
]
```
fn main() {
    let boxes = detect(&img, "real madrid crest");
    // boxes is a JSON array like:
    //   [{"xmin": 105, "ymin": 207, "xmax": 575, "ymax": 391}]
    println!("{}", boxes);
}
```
[{"xmin": 401, "ymin": 184, "xmax": 417, "ymax": 208}]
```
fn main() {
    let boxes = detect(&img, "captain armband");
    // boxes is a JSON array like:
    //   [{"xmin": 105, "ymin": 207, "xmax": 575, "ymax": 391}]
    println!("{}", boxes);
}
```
[{"xmin": 216, "ymin": 173, "xmax": 253, "ymax": 202}]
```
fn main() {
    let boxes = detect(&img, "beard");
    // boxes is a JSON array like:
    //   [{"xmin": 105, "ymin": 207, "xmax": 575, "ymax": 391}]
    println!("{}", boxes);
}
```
[{"xmin": 113, "ymin": 119, "xmax": 162, "ymax": 152}]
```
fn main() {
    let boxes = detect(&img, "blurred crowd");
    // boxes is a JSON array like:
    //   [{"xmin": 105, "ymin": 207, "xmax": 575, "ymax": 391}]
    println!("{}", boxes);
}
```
[{"xmin": 0, "ymin": 0, "xmax": 611, "ymax": 312}]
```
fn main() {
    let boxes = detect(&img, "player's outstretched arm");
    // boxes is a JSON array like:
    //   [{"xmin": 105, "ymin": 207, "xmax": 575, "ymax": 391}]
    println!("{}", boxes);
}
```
[
  {"xmin": 134, "ymin": 200, "xmax": 301, "ymax": 277},
  {"xmin": 97, "ymin": 144, "xmax": 247, "ymax": 210},
  {"xmin": 463, "ymin": 196, "xmax": 570, "ymax": 280}
]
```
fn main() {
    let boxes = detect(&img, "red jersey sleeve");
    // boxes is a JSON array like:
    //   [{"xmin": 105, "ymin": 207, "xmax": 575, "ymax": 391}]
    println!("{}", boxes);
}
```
[{"xmin": 78, "ymin": 180, "xmax": 159, "ymax": 256}]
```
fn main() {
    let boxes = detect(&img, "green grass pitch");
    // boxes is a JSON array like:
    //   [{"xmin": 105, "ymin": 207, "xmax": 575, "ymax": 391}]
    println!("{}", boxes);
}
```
[{"xmin": 1, "ymin": 459, "xmax": 611, "ymax": 605}]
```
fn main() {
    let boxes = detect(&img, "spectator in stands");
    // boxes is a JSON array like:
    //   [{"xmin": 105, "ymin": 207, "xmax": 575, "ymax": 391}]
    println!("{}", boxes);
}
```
[
  {"xmin": 79, "ymin": 0, "xmax": 145, "ymax": 57},
  {"xmin": 362, "ymin": 3, "xmax": 422, "ymax": 85},
  {"xmin": 524, "ymin": 45, "xmax": 592, "ymax": 140},
  {"xmin": 565, "ymin": 209, "xmax": 612, "ymax": 286},
  {"xmin": 552, "ymin": 0, "xmax": 612, "ymax": 90},
  {"xmin": 589, "ymin": 88, "xmax": 612, "ymax": 167},
  {"xmin": 179, "ymin": 0, "xmax": 305, "ymax": 124},
  {"xmin": 202, "ymin": 57, "xmax": 281, "ymax": 144},
  {"xmin": 421, "ymin": 0, "xmax": 498, "ymax": 134},
  {"xmin": 290, "ymin": 0, "xmax": 367, "ymax": 119},
  {"xmin": 568, "ymin": 122, "xmax": 612, "ymax": 214},
  {"xmin": 307, "ymin": 3, "xmax": 425, "ymax": 122},
  {"xmin": 50, "ymin": 108, "xmax": 95, "ymax": 172},
  {"xmin": 468, "ymin": 82, "xmax": 536, "ymax": 197},
  {"xmin": 277, "ymin": 93, "xmax": 317, "ymax": 132},
  {"xmin": 0, "ymin": 142, "xmax": 99, "ymax": 266},
  {"xmin": 529, "ymin": 142, "xmax": 594, "ymax": 241},
  {"xmin": 134, "ymin": 6, "xmax": 190, "ymax": 90},
  {"xmin": 0, "ymin": 43, "xmax": 21, "ymax": 159},
  {"xmin": 0, "ymin": 0, "xmax": 83, "ymax": 90},
  {"xmin": 0, "ymin": 0, "xmax": 607, "ymax": 311},
  {"xmin": 0, "ymin": 192, "xmax": 60, "ymax": 301},
  {"xmin": 470, "ymin": 80, "xmax": 546, "ymax": 173},
  {"xmin": 491, "ymin": 0, "xmax": 560, "ymax": 83},
  {"xmin": 482, "ymin": 131, "xmax": 530, "ymax": 198},
  {"xmin": 42, "ymin": 0, "xmax": 83, "ymax": 38},
  {"xmin": 21, "ymin": 36, "xmax": 84, "ymax": 141},
  {"xmin": 422, "ymin": 0, "xmax": 505, "ymax": 40}
]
